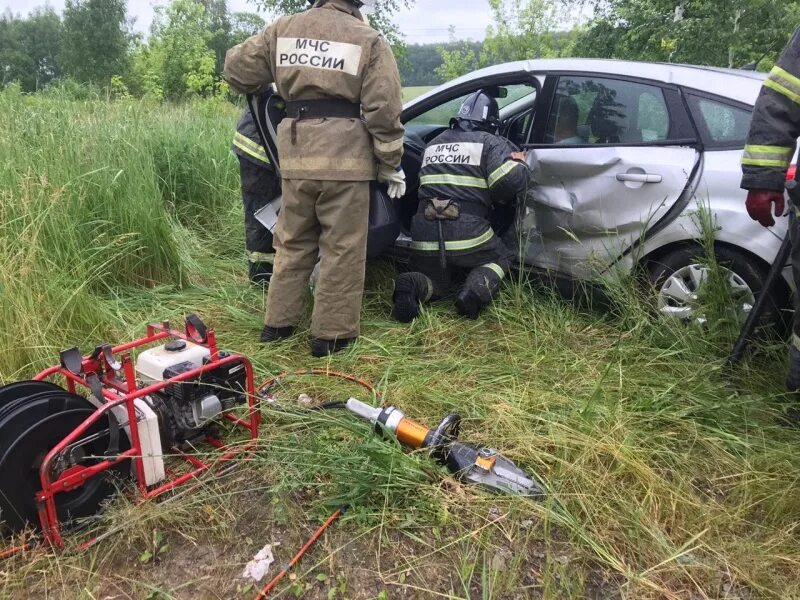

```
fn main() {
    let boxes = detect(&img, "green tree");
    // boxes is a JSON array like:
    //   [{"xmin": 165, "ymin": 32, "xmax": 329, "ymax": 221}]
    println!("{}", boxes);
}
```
[
  {"xmin": 399, "ymin": 40, "xmax": 478, "ymax": 86},
  {"xmin": 246, "ymin": 0, "xmax": 414, "ymax": 46},
  {"xmin": 574, "ymin": 0, "xmax": 800, "ymax": 68},
  {"xmin": 200, "ymin": 0, "xmax": 233, "ymax": 78},
  {"xmin": 61, "ymin": 0, "xmax": 131, "ymax": 85},
  {"xmin": 0, "ymin": 8, "xmax": 63, "ymax": 91},
  {"xmin": 131, "ymin": 0, "xmax": 218, "ymax": 100},
  {"xmin": 436, "ymin": 27, "xmax": 481, "ymax": 81},
  {"xmin": 230, "ymin": 11, "xmax": 266, "ymax": 43},
  {"xmin": 438, "ymin": 0, "xmax": 577, "ymax": 79}
]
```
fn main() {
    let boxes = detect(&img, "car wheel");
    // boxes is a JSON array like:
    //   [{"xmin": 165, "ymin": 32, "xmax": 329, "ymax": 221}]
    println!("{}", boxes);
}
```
[{"xmin": 647, "ymin": 244, "xmax": 789, "ymax": 331}]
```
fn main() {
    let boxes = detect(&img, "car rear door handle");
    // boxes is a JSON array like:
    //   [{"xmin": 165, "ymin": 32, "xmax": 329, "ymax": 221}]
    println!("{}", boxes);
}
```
[{"xmin": 616, "ymin": 173, "xmax": 663, "ymax": 184}]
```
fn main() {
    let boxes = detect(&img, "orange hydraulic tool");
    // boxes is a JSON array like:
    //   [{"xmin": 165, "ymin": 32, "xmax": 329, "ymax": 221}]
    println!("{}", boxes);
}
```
[{"xmin": 344, "ymin": 399, "xmax": 544, "ymax": 496}]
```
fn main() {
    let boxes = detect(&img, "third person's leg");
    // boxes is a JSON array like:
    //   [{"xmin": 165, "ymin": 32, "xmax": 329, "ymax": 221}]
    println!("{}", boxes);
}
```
[
  {"xmin": 787, "ymin": 208, "xmax": 800, "ymax": 390},
  {"xmin": 240, "ymin": 160, "xmax": 279, "ymax": 284}
]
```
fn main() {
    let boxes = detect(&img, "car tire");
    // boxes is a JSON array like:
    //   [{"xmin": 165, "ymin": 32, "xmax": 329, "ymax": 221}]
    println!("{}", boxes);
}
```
[{"xmin": 647, "ymin": 244, "xmax": 790, "ymax": 334}]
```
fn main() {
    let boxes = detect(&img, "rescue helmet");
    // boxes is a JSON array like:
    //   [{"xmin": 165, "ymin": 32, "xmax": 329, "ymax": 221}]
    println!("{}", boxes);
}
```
[{"xmin": 455, "ymin": 90, "xmax": 500, "ymax": 133}]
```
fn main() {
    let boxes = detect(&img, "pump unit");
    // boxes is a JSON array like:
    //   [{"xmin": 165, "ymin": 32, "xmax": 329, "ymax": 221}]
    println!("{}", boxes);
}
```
[{"xmin": 0, "ymin": 316, "xmax": 259, "ymax": 546}]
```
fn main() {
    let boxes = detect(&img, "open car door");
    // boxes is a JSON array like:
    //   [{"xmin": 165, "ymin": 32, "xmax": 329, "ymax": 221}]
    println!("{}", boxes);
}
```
[
  {"xmin": 246, "ymin": 90, "xmax": 400, "ymax": 258},
  {"xmin": 247, "ymin": 90, "xmax": 284, "ymax": 233},
  {"xmin": 524, "ymin": 74, "xmax": 701, "ymax": 279}
]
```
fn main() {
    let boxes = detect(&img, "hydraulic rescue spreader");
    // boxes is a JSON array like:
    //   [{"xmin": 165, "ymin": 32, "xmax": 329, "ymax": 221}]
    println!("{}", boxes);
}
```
[{"xmin": 345, "ymin": 398, "xmax": 544, "ymax": 496}]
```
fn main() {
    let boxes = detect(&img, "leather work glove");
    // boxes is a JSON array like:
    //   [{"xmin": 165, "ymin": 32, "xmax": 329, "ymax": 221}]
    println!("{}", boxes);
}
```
[
  {"xmin": 510, "ymin": 151, "xmax": 527, "ymax": 162},
  {"xmin": 378, "ymin": 164, "xmax": 407, "ymax": 199},
  {"xmin": 746, "ymin": 189, "xmax": 785, "ymax": 227}
]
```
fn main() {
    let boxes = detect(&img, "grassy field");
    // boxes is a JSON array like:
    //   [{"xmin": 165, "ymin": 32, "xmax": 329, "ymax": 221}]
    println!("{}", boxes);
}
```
[
  {"xmin": 2, "ymin": 86, "xmax": 800, "ymax": 599},
  {"xmin": 402, "ymin": 86, "xmax": 434, "ymax": 103}
]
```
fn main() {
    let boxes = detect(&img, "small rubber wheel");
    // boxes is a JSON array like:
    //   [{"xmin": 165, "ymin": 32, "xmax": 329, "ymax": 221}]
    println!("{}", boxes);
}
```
[
  {"xmin": 0, "ymin": 381, "xmax": 64, "ymax": 406},
  {"xmin": 0, "ymin": 407, "xmax": 128, "ymax": 533}
]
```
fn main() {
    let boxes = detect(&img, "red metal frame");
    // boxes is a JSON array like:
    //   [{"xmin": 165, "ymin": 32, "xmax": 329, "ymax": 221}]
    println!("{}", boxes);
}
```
[{"xmin": 30, "ymin": 320, "xmax": 260, "ymax": 548}]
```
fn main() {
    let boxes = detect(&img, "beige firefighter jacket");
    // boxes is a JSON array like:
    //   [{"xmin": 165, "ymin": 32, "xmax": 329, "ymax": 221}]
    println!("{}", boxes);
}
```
[{"xmin": 223, "ymin": 0, "xmax": 404, "ymax": 182}]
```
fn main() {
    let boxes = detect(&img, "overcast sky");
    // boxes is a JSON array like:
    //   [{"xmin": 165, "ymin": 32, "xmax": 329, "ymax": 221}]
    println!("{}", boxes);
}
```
[{"xmin": 1, "ymin": 0, "xmax": 493, "ymax": 43}]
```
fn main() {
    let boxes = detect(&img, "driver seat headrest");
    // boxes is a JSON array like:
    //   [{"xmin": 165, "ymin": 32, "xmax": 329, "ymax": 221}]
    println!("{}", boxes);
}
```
[{"xmin": 587, "ymin": 92, "xmax": 626, "ymax": 144}]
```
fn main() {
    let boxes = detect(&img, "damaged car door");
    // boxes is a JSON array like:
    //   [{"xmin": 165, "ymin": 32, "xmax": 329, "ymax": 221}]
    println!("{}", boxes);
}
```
[{"xmin": 526, "ymin": 74, "xmax": 700, "ymax": 279}]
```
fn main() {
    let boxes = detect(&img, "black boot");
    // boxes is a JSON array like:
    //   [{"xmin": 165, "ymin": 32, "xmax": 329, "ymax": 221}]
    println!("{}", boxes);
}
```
[
  {"xmin": 455, "ymin": 265, "xmax": 503, "ymax": 320},
  {"xmin": 310, "ymin": 337, "xmax": 355, "ymax": 358},
  {"xmin": 260, "ymin": 325, "xmax": 295, "ymax": 343},
  {"xmin": 455, "ymin": 288, "xmax": 483, "ymax": 320},
  {"xmin": 392, "ymin": 272, "xmax": 433, "ymax": 323},
  {"xmin": 787, "ymin": 346, "xmax": 800, "ymax": 392},
  {"xmin": 249, "ymin": 262, "xmax": 273, "ymax": 285}
]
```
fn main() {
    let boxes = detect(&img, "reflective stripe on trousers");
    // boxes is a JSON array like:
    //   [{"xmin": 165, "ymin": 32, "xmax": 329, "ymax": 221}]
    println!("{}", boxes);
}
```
[
  {"xmin": 233, "ymin": 132, "xmax": 271, "ymax": 164},
  {"xmin": 410, "ymin": 228, "xmax": 494, "ymax": 252},
  {"xmin": 249, "ymin": 251, "xmax": 275, "ymax": 264}
]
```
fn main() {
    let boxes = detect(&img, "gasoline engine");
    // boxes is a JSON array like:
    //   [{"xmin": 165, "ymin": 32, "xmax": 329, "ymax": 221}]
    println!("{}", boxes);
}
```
[{"xmin": 134, "ymin": 339, "xmax": 248, "ymax": 447}]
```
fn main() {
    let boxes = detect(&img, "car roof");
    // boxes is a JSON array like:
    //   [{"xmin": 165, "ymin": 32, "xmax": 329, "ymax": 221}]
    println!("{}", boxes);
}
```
[{"xmin": 410, "ymin": 58, "xmax": 766, "ymax": 107}]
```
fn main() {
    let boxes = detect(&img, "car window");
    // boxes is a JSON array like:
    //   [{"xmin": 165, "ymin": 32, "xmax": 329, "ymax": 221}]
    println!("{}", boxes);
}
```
[
  {"xmin": 498, "ymin": 85, "xmax": 536, "ymax": 109},
  {"xmin": 687, "ymin": 95, "xmax": 751, "ymax": 148},
  {"xmin": 544, "ymin": 76, "xmax": 673, "ymax": 145},
  {"xmin": 638, "ymin": 91, "xmax": 669, "ymax": 142},
  {"xmin": 408, "ymin": 84, "xmax": 535, "ymax": 128},
  {"xmin": 408, "ymin": 93, "xmax": 472, "ymax": 127}
]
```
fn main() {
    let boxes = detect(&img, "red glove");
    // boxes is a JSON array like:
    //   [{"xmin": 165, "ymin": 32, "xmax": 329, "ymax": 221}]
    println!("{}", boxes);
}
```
[{"xmin": 746, "ymin": 189, "xmax": 785, "ymax": 227}]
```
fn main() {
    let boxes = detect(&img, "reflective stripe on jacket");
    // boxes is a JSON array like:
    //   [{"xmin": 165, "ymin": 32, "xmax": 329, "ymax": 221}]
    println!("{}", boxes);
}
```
[
  {"xmin": 232, "ymin": 110, "xmax": 272, "ymax": 168},
  {"xmin": 742, "ymin": 28, "xmax": 800, "ymax": 192},
  {"xmin": 418, "ymin": 128, "xmax": 529, "ymax": 207},
  {"xmin": 411, "ymin": 127, "xmax": 530, "ymax": 255},
  {"xmin": 223, "ymin": 0, "xmax": 404, "ymax": 181}
]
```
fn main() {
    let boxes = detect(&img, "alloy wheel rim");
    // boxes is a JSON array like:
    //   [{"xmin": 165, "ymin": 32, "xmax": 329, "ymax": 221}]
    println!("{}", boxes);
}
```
[{"xmin": 657, "ymin": 263, "xmax": 755, "ymax": 326}]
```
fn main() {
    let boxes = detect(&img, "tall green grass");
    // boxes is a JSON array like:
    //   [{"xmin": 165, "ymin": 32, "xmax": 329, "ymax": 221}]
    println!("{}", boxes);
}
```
[{"xmin": 0, "ymin": 86, "xmax": 241, "ymax": 378}]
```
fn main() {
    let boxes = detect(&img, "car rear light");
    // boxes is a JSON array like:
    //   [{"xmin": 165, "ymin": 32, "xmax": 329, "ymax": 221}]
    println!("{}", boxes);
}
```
[{"xmin": 787, "ymin": 164, "xmax": 797, "ymax": 181}]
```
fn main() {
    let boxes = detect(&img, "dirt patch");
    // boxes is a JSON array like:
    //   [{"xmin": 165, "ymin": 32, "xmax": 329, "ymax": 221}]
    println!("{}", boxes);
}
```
[{"xmin": 10, "ymin": 483, "xmax": 621, "ymax": 599}]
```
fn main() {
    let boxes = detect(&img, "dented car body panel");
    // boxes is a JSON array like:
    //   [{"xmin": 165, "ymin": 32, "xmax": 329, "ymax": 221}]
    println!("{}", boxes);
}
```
[{"xmin": 398, "ymin": 58, "xmax": 792, "ymax": 289}]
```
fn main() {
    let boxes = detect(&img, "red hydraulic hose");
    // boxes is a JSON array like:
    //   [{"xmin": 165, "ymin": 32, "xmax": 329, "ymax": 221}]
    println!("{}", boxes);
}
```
[
  {"xmin": 0, "ymin": 544, "xmax": 30, "ymax": 559},
  {"xmin": 254, "ymin": 507, "xmax": 345, "ymax": 599},
  {"xmin": 258, "ymin": 368, "xmax": 381, "ymax": 401}
]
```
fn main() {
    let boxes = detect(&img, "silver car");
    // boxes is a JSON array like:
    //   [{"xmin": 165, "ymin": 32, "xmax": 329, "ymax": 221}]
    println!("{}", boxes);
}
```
[{"xmin": 396, "ymin": 58, "xmax": 792, "ymax": 323}]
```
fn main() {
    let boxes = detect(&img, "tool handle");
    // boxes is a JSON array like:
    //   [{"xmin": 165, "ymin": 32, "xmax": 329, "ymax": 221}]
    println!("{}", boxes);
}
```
[
  {"xmin": 345, "ymin": 398, "xmax": 380, "ymax": 423},
  {"xmin": 728, "ymin": 233, "xmax": 792, "ymax": 367}
]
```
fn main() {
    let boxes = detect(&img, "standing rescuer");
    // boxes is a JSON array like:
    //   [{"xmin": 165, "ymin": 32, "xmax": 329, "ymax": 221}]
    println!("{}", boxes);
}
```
[
  {"xmin": 741, "ymin": 28, "xmax": 800, "ymax": 389},
  {"xmin": 393, "ymin": 89, "xmax": 530, "ymax": 322},
  {"xmin": 232, "ymin": 108, "xmax": 280, "ymax": 284},
  {"xmin": 223, "ymin": 0, "xmax": 405, "ymax": 357}
]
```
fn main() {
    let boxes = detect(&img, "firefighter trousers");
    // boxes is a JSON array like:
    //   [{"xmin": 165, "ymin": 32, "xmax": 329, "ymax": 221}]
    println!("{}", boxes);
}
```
[
  {"xmin": 240, "ymin": 159, "xmax": 279, "ymax": 262},
  {"xmin": 265, "ymin": 178, "xmax": 370, "ymax": 340},
  {"xmin": 411, "ymin": 243, "xmax": 511, "ymax": 303}
]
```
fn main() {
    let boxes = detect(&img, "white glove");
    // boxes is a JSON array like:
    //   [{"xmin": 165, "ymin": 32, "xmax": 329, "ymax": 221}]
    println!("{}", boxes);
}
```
[{"xmin": 377, "ymin": 164, "xmax": 406, "ymax": 199}]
